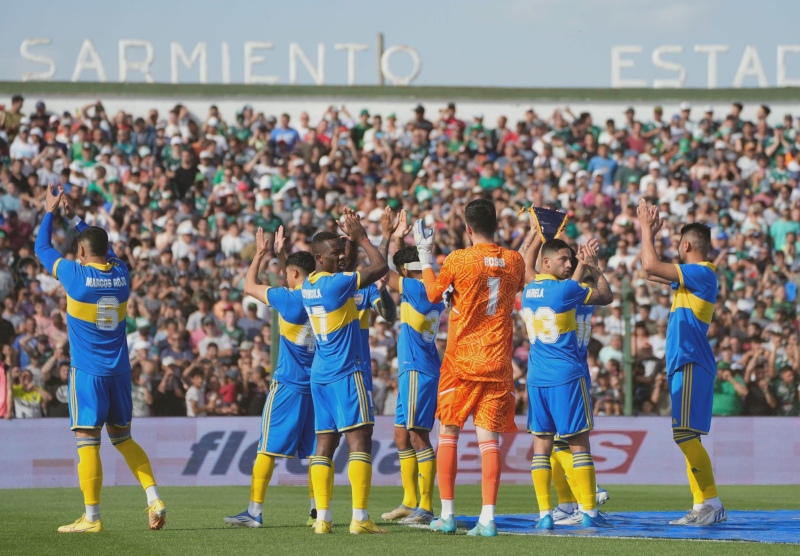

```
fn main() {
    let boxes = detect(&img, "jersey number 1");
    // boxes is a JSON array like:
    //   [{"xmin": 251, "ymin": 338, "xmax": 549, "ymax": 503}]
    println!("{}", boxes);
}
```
[{"xmin": 486, "ymin": 277, "xmax": 500, "ymax": 315}]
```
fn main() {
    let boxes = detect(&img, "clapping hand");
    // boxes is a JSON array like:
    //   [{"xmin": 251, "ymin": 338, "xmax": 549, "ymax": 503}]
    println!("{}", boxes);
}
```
[
  {"xmin": 255, "ymin": 227, "xmax": 269, "ymax": 258},
  {"xmin": 380, "ymin": 206, "xmax": 400, "ymax": 239},
  {"xmin": 393, "ymin": 209, "xmax": 412, "ymax": 239},
  {"xmin": 44, "ymin": 183, "xmax": 63, "ymax": 214},
  {"xmin": 273, "ymin": 225, "xmax": 286, "ymax": 256}
]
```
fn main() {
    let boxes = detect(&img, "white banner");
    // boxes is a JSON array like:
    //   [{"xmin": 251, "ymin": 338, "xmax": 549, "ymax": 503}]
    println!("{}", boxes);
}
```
[{"xmin": 1, "ymin": 416, "xmax": 798, "ymax": 489}]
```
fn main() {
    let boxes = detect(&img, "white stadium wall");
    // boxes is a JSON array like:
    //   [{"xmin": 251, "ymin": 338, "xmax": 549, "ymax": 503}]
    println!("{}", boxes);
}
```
[
  {"xmin": 23, "ymin": 95, "xmax": 800, "ymax": 132},
  {"xmin": 1, "ymin": 416, "xmax": 798, "ymax": 489}
]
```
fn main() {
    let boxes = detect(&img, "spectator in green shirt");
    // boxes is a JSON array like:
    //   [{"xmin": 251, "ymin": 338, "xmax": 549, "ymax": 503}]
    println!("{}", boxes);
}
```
[
  {"xmin": 478, "ymin": 163, "xmax": 503, "ymax": 191},
  {"xmin": 712, "ymin": 362, "xmax": 748, "ymax": 416}
]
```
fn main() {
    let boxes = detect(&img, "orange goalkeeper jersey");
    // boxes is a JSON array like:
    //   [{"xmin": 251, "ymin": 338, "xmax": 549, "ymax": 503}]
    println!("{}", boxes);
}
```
[{"xmin": 422, "ymin": 243, "xmax": 525, "ymax": 383}]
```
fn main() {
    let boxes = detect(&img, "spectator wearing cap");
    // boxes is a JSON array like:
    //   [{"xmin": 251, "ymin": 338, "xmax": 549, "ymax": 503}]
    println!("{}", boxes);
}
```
[
  {"xmin": 172, "ymin": 220, "xmax": 198, "ymax": 260},
  {"xmin": 153, "ymin": 356, "xmax": 186, "ymax": 417},
  {"xmin": 126, "ymin": 317, "xmax": 153, "ymax": 354},
  {"xmin": 412, "ymin": 104, "xmax": 433, "ymax": 133},
  {"xmin": 198, "ymin": 316, "xmax": 234, "ymax": 359},
  {"xmin": 237, "ymin": 303, "xmax": 266, "ymax": 341},
  {"xmin": 213, "ymin": 282, "xmax": 242, "ymax": 320}
]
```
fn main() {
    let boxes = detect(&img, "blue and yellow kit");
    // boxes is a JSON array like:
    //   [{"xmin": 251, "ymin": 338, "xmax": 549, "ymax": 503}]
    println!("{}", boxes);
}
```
[
  {"xmin": 257, "ymin": 286, "xmax": 316, "ymax": 458},
  {"xmin": 395, "ymin": 277, "xmax": 443, "ymax": 431},
  {"xmin": 667, "ymin": 263, "xmax": 718, "ymax": 377},
  {"xmin": 667, "ymin": 262, "xmax": 719, "ymax": 434},
  {"xmin": 522, "ymin": 275, "xmax": 594, "ymax": 437},
  {"xmin": 302, "ymin": 271, "xmax": 372, "ymax": 433},
  {"xmin": 35, "ymin": 213, "xmax": 132, "ymax": 429}
]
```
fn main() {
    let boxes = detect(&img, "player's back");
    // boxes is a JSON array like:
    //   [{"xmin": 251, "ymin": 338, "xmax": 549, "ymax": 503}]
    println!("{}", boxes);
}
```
[
  {"xmin": 301, "ymin": 271, "xmax": 361, "ymax": 384},
  {"xmin": 444, "ymin": 244, "xmax": 525, "ymax": 382},
  {"xmin": 54, "ymin": 258, "xmax": 130, "ymax": 376},
  {"xmin": 667, "ymin": 262, "xmax": 718, "ymax": 375},
  {"xmin": 267, "ymin": 287, "xmax": 315, "ymax": 394},
  {"xmin": 522, "ymin": 275, "xmax": 591, "ymax": 387},
  {"xmin": 398, "ymin": 277, "xmax": 444, "ymax": 376}
]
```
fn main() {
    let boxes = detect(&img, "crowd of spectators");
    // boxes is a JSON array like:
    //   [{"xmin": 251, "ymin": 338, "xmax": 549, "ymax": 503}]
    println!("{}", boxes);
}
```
[{"xmin": 0, "ymin": 94, "xmax": 798, "ymax": 420}]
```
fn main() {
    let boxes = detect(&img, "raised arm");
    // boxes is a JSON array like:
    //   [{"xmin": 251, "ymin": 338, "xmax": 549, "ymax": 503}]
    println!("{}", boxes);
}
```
[
  {"xmin": 373, "ymin": 274, "xmax": 397, "ymax": 324},
  {"xmin": 380, "ymin": 207, "xmax": 404, "ymax": 292},
  {"xmin": 577, "ymin": 241, "xmax": 613, "ymax": 306},
  {"xmin": 638, "ymin": 199, "xmax": 680, "ymax": 284},
  {"xmin": 273, "ymin": 225, "xmax": 288, "ymax": 267},
  {"xmin": 414, "ymin": 219, "xmax": 455, "ymax": 303},
  {"xmin": 571, "ymin": 238, "xmax": 599, "ymax": 282},
  {"xmin": 338, "ymin": 208, "xmax": 360, "ymax": 272},
  {"xmin": 342, "ymin": 213, "xmax": 388, "ymax": 287},
  {"xmin": 34, "ymin": 185, "xmax": 64, "ymax": 276},
  {"xmin": 243, "ymin": 227, "xmax": 272, "ymax": 306},
  {"xmin": 61, "ymin": 193, "xmax": 123, "ymax": 264},
  {"xmin": 522, "ymin": 227, "xmax": 542, "ymax": 284}
]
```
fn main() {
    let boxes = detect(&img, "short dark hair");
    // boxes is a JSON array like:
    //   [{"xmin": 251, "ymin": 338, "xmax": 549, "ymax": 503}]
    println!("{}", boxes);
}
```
[
  {"xmin": 286, "ymin": 251, "xmax": 315, "ymax": 275},
  {"xmin": 77, "ymin": 226, "xmax": 108, "ymax": 257},
  {"xmin": 11, "ymin": 95, "xmax": 23, "ymax": 104},
  {"xmin": 542, "ymin": 238, "xmax": 571, "ymax": 259},
  {"xmin": 680, "ymin": 222, "xmax": 711, "ymax": 257},
  {"xmin": 311, "ymin": 231, "xmax": 340, "ymax": 255},
  {"xmin": 190, "ymin": 368, "xmax": 204, "ymax": 379},
  {"xmin": 393, "ymin": 246, "xmax": 419, "ymax": 270},
  {"xmin": 464, "ymin": 198, "xmax": 497, "ymax": 238}
]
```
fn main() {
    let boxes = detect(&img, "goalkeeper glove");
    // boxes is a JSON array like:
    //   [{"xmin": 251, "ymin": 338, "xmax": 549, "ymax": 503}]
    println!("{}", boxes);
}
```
[{"xmin": 413, "ymin": 219, "xmax": 434, "ymax": 269}]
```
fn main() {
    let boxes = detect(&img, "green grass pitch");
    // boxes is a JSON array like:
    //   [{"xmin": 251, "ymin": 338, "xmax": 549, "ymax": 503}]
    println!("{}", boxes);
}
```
[{"xmin": 2, "ymin": 485, "xmax": 798, "ymax": 555}]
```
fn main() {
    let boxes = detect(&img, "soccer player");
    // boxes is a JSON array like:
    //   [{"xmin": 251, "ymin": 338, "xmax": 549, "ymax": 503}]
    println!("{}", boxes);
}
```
[
  {"xmin": 637, "ymin": 199, "xmax": 726, "ymax": 526},
  {"xmin": 381, "ymin": 209, "xmax": 444, "ymax": 524},
  {"xmin": 302, "ymin": 212, "xmax": 388, "ymax": 534},
  {"xmin": 34, "ymin": 186, "xmax": 165, "ymax": 533},
  {"xmin": 414, "ymin": 198, "xmax": 526, "ymax": 537},
  {"xmin": 522, "ymin": 238, "xmax": 612, "ymax": 529},
  {"xmin": 224, "ymin": 226, "xmax": 317, "ymax": 528},
  {"xmin": 524, "ymin": 236, "xmax": 610, "ymax": 524}
]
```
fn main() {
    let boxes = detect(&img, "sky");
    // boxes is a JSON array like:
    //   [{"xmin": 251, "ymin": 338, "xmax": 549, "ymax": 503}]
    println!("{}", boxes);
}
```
[{"xmin": 2, "ymin": 0, "xmax": 800, "ymax": 88}]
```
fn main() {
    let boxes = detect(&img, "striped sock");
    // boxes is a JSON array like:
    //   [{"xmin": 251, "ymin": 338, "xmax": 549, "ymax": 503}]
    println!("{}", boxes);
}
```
[
  {"xmin": 311, "ymin": 456, "xmax": 333, "ymax": 520},
  {"xmin": 398, "ymin": 448, "xmax": 418, "ymax": 508},
  {"xmin": 348, "ymin": 452, "xmax": 373, "ymax": 515},
  {"xmin": 416, "ymin": 447, "xmax": 436, "ymax": 513},
  {"xmin": 675, "ymin": 435, "xmax": 718, "ymax": 502},
  {"xmin": 436, "ymin": 434, "xmax": 458, "ymax": 517},
  {"xmin": 76, "ymin": 436, "xmax": 102, "ymax": 521},
  {"xmin": 530, "ymin": 453, "xmax": 552, "ymax": 518},
  {"xmin": 478, "ymin": 440, "xmax": 501, "ymax": 506},
  {"xmin": 572, "ymin": 451, "xmax": 597, "ymax": 515}
]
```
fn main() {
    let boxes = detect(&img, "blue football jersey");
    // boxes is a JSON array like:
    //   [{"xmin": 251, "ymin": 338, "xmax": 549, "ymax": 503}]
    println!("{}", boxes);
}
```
[
  {"xmin": 266, "ymin": 286, "xmax": 315, "ymax": 394},
  {"xmin": 35, "ymin": 213, "xmax": 131, "ymax": 377},
  {"xmin": 302, "ymin": 271, "xmax": 363, "ymax": 384},
  {"xmin": 667, "ymin": 263, "xmax": 718, "ymax": 376},
  {"xmin": 522, "ymin": 275, "xmax": 591, "ymax": 387},
  {"xmin": 397, "ymin": 277, "xmax": 443, "ymax": 377},
  {"xmin": 354, "ymin": 284, "xmax": 381, "ymax": 391}
]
